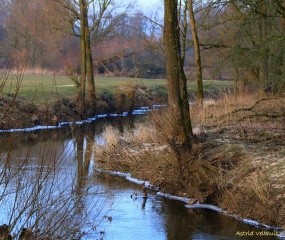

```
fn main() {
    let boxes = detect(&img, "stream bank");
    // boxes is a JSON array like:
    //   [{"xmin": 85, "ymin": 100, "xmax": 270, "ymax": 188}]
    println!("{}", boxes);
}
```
[
  {"xmin": 1, "ymin": 87, "xmax": 284, "ymax": 233},
  {"xmin": 1, "ymin": 114, "xmax": 280, "ymax": 240},
  {"xmin": 94, "ymin": 97, "xmax": 285, "ymax": 231}
]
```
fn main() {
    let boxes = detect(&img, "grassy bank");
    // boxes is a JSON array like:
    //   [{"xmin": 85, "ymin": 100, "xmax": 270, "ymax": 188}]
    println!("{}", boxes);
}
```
[
  {"xmin": 1, "ymin": 74, "xmax": 232, "ymax": 105},
  {"xmin": 1, "ymin": 74, "xmax": 167, "ymax": 105},
  {"xmin": 94, "ymin": 94, "xmax": 285, "ymax": 229},
  {"xmin": 0, "ymin": 73, "xmax": 232, "ymax": 129}
]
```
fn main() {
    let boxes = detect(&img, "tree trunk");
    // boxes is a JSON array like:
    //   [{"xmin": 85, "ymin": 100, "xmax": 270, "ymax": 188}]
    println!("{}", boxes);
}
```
[
  {"xmin": 258, "ymin": 2, "xmax": 269, "ymax": 93},
  {"xmin": 164, "ymin": 0, "xmax": 192, "ymax": 148},
  {"xmin": 188, "ymin": 0, "xmax": 203, "ymax": 107},
  {"xmin": 179, "ymin": 0, "xmax": 188, "ymax": 66},
  {"xmin": 277, "ymin": 1, "xmax": 285, "ymax": 96},
  {"xmin": 85, "ymin": 8, "xmax": 96, "ymax": 108},
  {"xmin": 79, "ymin": 0, "xmax": 86, "ymax": 112}
]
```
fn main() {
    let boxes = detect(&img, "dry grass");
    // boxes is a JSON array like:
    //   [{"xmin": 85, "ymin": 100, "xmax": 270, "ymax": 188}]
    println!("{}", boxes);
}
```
[
  {"xmin": 194, "ymin": 94, "xmax": 285, "ymax": 227},
  {"xmin": 191, "ymin": 93, "xmax": 285, "ymax": 142},
  {"xmin": 8, "ymin": 67, "xmax": 60, "ymax": 75},
  {"xmin": 190, "ymin": 93, "xmax": 260, "ymax": 127},
  {"xmin": 221, "ymin": 167, "xmax": 278, "ymax": 226},
  {"xmin": 94, "ymin": 93, "xmax": 285, "ymax": 228},
  {"xmin": 95, "ymin": 109, "xmax": 227, "ymax": 198},
  {"xmin": 95, "ymin": 139, "xmax": 184, "ymax": 195}
]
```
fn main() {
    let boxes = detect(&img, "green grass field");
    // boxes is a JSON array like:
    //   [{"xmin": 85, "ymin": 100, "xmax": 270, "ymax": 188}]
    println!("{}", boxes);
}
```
[{"xmin": 1, "ymin": 74, "xmax": 233, "ymax": 105}]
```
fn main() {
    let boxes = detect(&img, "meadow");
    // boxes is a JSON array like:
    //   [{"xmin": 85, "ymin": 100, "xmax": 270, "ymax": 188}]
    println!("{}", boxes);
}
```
[{"xmin": 1, "ymin": 73, "xmax": 233, "ymax": 105}]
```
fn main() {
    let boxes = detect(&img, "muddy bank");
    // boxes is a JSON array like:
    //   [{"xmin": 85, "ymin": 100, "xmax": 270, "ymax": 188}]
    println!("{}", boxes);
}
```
[
  {"xmin": 0, "ymin": 87, "xmax": 167, "ymax": 130},
  {"xmin": 94, "ymin": 97, "xmax": 285, "ymax": 229},
  {"xmin": 0, "ymin": 84, "xmax": 230, "ymax": 130}
]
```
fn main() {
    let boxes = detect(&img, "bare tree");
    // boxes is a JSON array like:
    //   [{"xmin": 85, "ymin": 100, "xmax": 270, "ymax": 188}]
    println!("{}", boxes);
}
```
[
  {"xmin": 188, "ymin": 0, "xmax": 203, "ymax": 106},
  {"xmin": 49, "ymin": 0, "xmax": 126, "ymax": 113}
]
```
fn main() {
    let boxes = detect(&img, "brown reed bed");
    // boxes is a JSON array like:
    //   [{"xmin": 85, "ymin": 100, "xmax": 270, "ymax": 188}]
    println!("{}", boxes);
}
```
[{"xmin": 94, "ymin": 93, "xmax": 285, "ymax": 228}]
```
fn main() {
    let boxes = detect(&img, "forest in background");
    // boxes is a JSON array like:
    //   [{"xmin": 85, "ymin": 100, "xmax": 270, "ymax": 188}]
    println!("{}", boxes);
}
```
[{"xmin": 0, "ymin": 0, "xmax": 284, "ymax": 97}]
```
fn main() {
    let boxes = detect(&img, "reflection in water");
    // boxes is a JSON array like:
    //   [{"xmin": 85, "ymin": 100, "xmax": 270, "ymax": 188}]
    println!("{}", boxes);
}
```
[
  {"xmin": 95, "ymin": 173, "xmax": 279, "ymax": 240},
  {"xmin": 0, "ymin": 116, "xmax": 280, "ymax": 240},
  {"xmin": 142, "ymin": 197, "xmax": 147, "ymax": 209},
  {"xmin": 163, "ymin": 199, "xmax": 245, "ymax": 240},
  {"xmin": 0, "ymin": 120, "xmax": 112, "ymax": 239}
]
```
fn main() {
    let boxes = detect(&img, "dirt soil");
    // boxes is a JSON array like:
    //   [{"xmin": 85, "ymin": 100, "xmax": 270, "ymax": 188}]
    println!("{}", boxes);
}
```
[
  {"xmin": 0, "ymin": 96, "xmax": 81, "ymax": 129},
  {"xmin": 0, "ymin": 85, "xmax": 168, "ymax": 130}
]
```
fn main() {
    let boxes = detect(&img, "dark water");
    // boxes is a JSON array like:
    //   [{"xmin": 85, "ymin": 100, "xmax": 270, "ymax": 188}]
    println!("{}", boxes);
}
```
[{"xmin": 0, "ymin": 116, "xmax": 281, "ymax": 239}]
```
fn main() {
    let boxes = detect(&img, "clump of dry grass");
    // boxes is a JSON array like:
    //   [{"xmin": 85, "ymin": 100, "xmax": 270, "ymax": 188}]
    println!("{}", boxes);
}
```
[
  {"xmin": 220, "ymin": 168, "xmax": 278, "ymax": 226},
  {"xmin": 94, "ymin": 110, "xmax": 230, "ymax": 198},
  {"xmin": 102, "ymin": 126, "xmax": 120, "ymax": 146},
  {"xmin": 94, "ymin": 123, "xmax": 172, "ymax": 176}
]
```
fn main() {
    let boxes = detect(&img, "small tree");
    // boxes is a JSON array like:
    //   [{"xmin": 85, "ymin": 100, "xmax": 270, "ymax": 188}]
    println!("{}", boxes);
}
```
[{"xmin": 188, "ymin": 0, "xmax": 203, "ymax": 106}]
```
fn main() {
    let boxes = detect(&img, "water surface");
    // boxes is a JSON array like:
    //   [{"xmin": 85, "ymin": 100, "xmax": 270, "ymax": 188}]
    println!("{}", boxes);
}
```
[{"xmin": 0, "ymin": 116, "xmax": 281, "ymax": 239}]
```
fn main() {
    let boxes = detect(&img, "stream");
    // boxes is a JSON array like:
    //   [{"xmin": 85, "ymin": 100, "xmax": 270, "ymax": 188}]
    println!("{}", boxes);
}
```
[{"xmin": 0, "ymin": 115, "xmax": 281, "ymax": 239}]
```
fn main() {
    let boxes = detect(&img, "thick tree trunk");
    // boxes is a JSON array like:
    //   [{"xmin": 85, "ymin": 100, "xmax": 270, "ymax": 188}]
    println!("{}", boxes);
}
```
[
  {"xmin": 164, "ymin": 0, "xmax": 192, "ymax": 148},
  {"xmin": 188, "ymin": 0, "xmax": 203, "ymax": 107}
]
